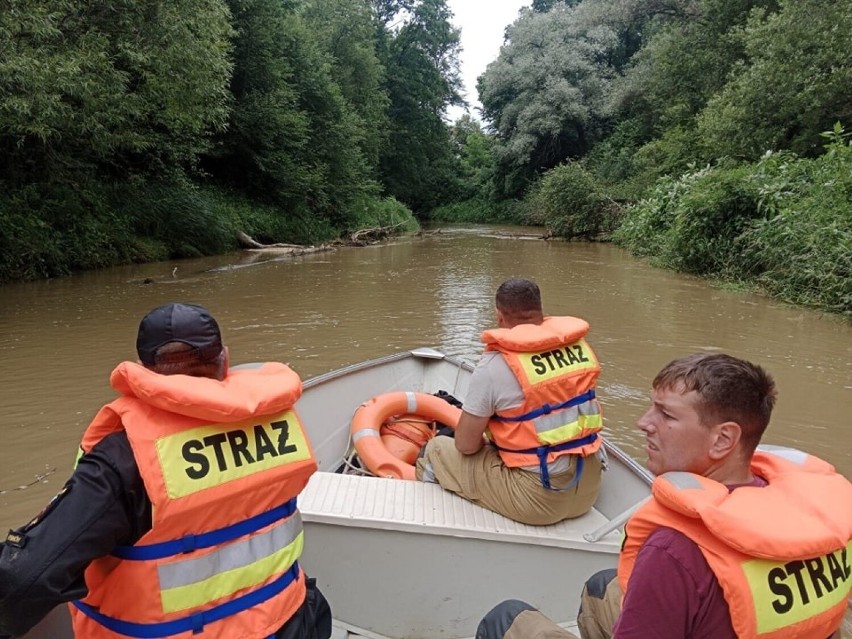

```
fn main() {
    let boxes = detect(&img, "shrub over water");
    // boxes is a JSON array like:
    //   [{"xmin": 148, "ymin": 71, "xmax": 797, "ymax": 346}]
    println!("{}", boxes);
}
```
[
  {"xmin": 523, "ymin": 163, "xmax": 615, "ymax": 240},
  {"xmin": 613, "ymin": 126, "xmax": 852, "ymax": 317}
]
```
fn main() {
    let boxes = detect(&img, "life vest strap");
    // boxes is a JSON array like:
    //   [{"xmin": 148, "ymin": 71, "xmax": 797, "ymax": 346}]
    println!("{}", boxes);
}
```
[
  {"xmin": 72, "ymin": 562, "xmax": 300, "ymax": 638},
  {"xmin": 492, "ymin": 432, "xmax": 598, "ymax": 491},
  {"xmin": 490, "ymin": 389, "xmax": 596, "ymax": 422},
  {"xmin": 112, "ymin": 498, "xmax": 298, "ymax": 560}
]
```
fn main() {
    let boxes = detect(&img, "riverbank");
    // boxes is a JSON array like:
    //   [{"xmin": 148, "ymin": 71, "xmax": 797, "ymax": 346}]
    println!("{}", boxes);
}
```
[{"xmin": 0, "ymin": 181, "xmax": 419, "ymax": 284}]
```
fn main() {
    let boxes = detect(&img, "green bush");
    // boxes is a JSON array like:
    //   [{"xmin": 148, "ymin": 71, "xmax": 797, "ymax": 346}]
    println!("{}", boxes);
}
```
[
  {"xmin": 614, "ymin": 163, "xmax": 763, "ymax": 275},
  {"xmin": 627, "ymin": 126, "xmax": 711, "ymax": 198},
  {"xmin": 614, "ymin": 127, "xmax": 852, "ymax": 316},
  {"xmin": 345, "ymin": 195, "xmax": 420, "ymax": 235},
  {"xmin": 200, "ymin": 188, "xmax": 336, "ymax": 247},
  {"xmin": 427, "ymin": 198, "xmax": 524, "ymax": 224},
  {"xmin": 734, "ymin": 134, "xmax": 852, "ymax": 315},
  {"xmin": 0, "ymin": 181, "xmax": 142, "ymax": 281},
  {"xmin": 523, "ymin": 163, "xmax": 611, "ymax": 240}
]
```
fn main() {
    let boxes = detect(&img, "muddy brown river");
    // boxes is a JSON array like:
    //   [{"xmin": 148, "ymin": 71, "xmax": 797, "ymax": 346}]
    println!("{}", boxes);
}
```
[{"xmin": 1, "ymin": 225, "xmax": 849, "ymax": 530}]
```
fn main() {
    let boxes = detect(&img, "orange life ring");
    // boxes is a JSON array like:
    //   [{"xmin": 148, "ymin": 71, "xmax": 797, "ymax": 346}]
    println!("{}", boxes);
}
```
[{"xmin": 351, "ymin": 391, "xmax": 462, "ymax": 480}]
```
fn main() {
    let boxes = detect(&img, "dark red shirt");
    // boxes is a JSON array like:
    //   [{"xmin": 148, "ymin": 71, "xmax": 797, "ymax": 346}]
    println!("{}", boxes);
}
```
[{"xmin": 613, "ymin": 477, "xmax": 768, "ymax": 639}]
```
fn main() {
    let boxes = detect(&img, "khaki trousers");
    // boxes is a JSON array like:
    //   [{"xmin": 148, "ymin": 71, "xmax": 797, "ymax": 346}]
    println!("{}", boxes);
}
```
[
  {"xmin": 415, "ymin": 435, "xmax": 601, "ymax": 526},
  {"xmin": 475, "ymin": 569, "xmax": 622, "ymax": 639}
]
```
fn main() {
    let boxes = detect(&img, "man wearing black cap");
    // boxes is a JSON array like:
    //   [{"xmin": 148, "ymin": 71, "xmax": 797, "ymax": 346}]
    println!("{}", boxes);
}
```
[{"xmin": 0, "ymin": 303, "xmax": 331, "ymax": 639}]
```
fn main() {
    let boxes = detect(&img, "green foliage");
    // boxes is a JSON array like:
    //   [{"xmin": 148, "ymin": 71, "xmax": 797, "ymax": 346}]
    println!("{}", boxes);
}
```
[
  {"xmin": 697, "ymin": 0, "xmax": 852, "ymax": 159},
  {"xmin": 205, "ymin": 0, "xmax": 378, "ymax": 227},
  {"xmin": 582, "ymin": 119, "xmax": 643, "ymax": 193},
  {"xmin": 202, "ymin": 188, "xmax": 337, "ymax": 246},
  {"xmin": 450, "ymin": 115, "xmax": 498, "ymax": 202},
  {"xmin": 377, "ymin": 0, "xmax": 465, "ymax": 213},
  {"xmin": 478, "ymin": 4, "xmax": 619, "ymax": 198},
  {"xmin": 614, "ymin": 164, "xmax": 764, "ymax": 274},
  {"xmin": 428, "ymin": 198, "xmax": 524, "ymax": 224},
  {"xmin": 614, "ymin": 128, "xmax": 852, "ymax": 315},
  {"xmin": 734, "ymin": 132, "xmax": 852, "ymax": 315},
  {"xmin": 346, "ymin": 195, "xmax": 420, "ymax": 234},
  {"xmin": 522, "ymin": 162, "xmax": 615, "ymax": 240},
  {"xmin": 611, "ymin": 0, "xmax": 775, "ymax": 135},
  {"xmin": 0, "ymin": 0, "xmax": 234, "ymax": 184},
  {"xmin": 301, "ymin": 0, "xmax": 389, "ymax": 171}
]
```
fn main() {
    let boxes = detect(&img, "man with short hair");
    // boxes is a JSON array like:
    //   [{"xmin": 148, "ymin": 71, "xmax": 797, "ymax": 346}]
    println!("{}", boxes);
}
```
[
  {"xmin": 416, "ymin": 277, "xmax": 604, "ymax": 525},
  {"xmin": 476, "ymin": 353, "xmax": 852, "ymax": 639},
  {"xmin": 0, "ymin": 302, "xmax": 331, "ymax": 639}
]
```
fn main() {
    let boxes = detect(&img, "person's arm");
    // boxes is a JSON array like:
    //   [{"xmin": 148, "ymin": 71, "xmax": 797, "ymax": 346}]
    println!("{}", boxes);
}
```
[
  {"xmin": 0, "ymin": 432, "xmax": 150, "ymax": 637},
  {"xmin": 454, "ymin": 411, "xmax": 490, "ymax": 454},
  {"xmin": 454, "ymin": 356, "xmax": 497, "ymax": 455}
]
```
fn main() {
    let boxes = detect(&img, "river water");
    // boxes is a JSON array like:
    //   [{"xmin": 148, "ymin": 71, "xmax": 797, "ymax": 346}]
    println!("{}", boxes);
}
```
[{"xmin": 1, "ymin": 225, "xmax": 850, "ymax": 530}]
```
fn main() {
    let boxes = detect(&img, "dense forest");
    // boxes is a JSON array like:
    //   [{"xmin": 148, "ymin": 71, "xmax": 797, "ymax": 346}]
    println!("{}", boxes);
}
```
[{"xmin": 1, "ymin": 0, "xmax": 849, "ymax": 316}]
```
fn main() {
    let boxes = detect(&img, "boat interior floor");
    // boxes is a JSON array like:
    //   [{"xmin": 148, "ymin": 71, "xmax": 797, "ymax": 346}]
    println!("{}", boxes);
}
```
[{"xmin": 301, "ymin": 470, "xmax": 621, "ymax": 552}]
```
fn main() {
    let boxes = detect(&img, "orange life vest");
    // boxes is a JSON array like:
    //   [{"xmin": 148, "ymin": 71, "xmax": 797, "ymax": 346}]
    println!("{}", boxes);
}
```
[
  {"xmin": 481, "ymin": 316, "xmax": 603, "ymax": 485},
  {"xmin": 618, "ymin": 446, "xmax": 852, "ymax": 639},
  {"xmin": 70, "ymin": 361, "xmax": 318, "ymax": 639}
]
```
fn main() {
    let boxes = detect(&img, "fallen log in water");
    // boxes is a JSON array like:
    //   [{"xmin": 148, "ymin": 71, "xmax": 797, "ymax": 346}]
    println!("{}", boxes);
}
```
[
  {"xmin": 237, "ymin": 231, "xmax": 306, "ymax": 250},
  {"xmin": 344, "ymin": 222, "xmax": 406, "ymax": 245}
]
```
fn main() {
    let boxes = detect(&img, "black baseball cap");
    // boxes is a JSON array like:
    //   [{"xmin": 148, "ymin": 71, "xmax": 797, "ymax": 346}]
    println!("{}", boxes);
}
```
[{"xmin": 136, "ymin": 303, "xmax": 223, "ymax": 366}]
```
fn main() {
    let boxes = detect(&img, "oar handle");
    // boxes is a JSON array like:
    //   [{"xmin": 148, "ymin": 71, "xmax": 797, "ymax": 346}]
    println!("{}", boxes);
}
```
[{"xmin": 583, "ymin": 496, "xmax": 650, "ymax": 543}]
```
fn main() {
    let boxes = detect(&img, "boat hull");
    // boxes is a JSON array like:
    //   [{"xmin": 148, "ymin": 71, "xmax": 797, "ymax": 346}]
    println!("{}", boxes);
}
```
[{"xmin": 21, "ymin": 348, "xmax": 653, "ymax": 639}]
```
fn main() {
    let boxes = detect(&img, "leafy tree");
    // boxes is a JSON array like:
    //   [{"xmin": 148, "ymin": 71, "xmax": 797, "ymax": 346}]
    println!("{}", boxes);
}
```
[
  {"xmin": 609, "ymin": 0, "xmax": 776, "ymax": 137},
  {"xmin": 478, "ymin": 4, "xmax": 618, "ymax": 198},
  {"xmin": 524, "ymin": 162, "xmax": 610, "ymax": 239},
  {"xmin": 450, "ymin": 115, "xmax": 497, "ymax": 200},
  {"xmin": 205, "ymin": 0, "xmax": 375, "ymax": 226},
  {"xmin": 302, "ymin": 0, "xmax": 389, "ymax": 171},
  {"xmin": 376, "ymin": 0, "xmax": 465, "ymax": 213},
  {"xmin": 0, "ymin": 0, "xmax": 234, "ymax": 185},
  {"xmin": 532, "ymin": 0, "xmax": 583, "ymax": 12},
  {"xmin": 697, "ymin": 0, "xmax": 852, "ymax": 158}
]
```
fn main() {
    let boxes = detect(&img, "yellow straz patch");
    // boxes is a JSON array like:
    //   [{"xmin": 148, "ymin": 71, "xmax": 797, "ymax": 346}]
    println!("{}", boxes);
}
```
[
  {"xmin": 517, "ymin": 339, "xmax": 598, "ymax": 385},
  {"xmin": 743, "ymin": 541, "xmax": 852, "ymax": 634},
  {"xmin": 156, "ymin": 411, "xmax": 311, "ymax": 498}
]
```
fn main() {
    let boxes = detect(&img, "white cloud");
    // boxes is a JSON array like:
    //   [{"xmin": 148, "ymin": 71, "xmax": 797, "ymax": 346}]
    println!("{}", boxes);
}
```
[{"xmin": 445, "ymin": 0, "xmax": 529, "ymax": 123}]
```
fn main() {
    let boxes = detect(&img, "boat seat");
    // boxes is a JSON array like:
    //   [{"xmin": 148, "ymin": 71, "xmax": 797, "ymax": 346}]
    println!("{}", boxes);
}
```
[{"xmin": 299, "ymin": 470, "xmax": 620, "ymax": 552}]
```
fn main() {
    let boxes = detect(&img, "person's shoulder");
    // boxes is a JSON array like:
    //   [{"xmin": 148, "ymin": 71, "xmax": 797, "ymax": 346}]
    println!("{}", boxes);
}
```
[
  {"xmin": 477, "ymin": 351, "xmax": 504, "ymax": 365},
  {"xmin": 645, "ymin": 526, "xmax": 697, "ymax": 550},
  {"xmin": 82, "ymin": 430, "xmax": 141, "ymax": 482},
  {"xmin": 641, "ymin": 527, "xmax": 709, "ymax": 572},
  {"xmin": 89, "ymin": 430, "xmax": 132, "ymax": 456}
]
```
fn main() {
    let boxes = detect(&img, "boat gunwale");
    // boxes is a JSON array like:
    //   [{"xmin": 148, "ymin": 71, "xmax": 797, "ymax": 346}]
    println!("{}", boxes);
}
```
[{"xmin": 301, "ymin": 348, "xmax": 474, "ymax": 390}]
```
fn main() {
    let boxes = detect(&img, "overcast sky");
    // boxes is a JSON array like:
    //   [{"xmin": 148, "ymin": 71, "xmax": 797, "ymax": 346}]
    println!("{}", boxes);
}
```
[{"xmin": 445, "ymin": 0, "xmax": 529, "ymax": 123}]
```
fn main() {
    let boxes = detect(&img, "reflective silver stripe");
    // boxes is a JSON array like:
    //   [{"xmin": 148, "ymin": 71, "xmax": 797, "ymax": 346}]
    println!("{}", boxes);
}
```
[
  {"xmin": 531, "ymin": 400, "xmax": 600, "ymax": 434},
  {"xmin": 661, "ymin": 472, "xmax": 705, "ymax": 490},
  {"xmin": 352, "ymin": 429, "xmax": 380, "ymax": 442},
  {"xmin": 756, "ymin": 444, "xmax": 808, "ymax": 465},
  {"xmin": 405, "ymin": 391, "xmax": 417, "ymax": 413},
  {"xmin": 158, "ymin": 512, "xmax": 303, "ymax": 590}
]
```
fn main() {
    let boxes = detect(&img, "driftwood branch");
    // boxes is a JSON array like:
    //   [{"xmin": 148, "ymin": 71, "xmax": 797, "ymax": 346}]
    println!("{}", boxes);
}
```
[
  {"xmin": 237, "ymin": 231, "xmax": 305, "ymax": 250},
  {"xmin": 345, "ymin": 222, "xmax": 406, "ymax": 246}
]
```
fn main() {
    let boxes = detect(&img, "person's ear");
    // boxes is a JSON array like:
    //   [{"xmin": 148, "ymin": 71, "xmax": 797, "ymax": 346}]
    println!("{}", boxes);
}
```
[
  {"xmin": 709, "ymin": 421, "xmax": 741, "ymax": 460},
  {"xmin": 496, "ymin": 307, "xmax": 506, "ymax": 328}
]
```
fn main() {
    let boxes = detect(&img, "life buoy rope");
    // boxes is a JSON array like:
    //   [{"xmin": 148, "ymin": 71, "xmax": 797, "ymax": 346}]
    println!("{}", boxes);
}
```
[{"xmin": 350, "ymin": 391, "xmax": 462, "ymax": 480}]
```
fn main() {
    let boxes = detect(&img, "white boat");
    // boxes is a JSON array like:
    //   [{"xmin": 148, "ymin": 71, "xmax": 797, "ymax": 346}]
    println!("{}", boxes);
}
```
[{"xmin": 23, "ymin": 348, "xmax": 654, "ymax": 639}]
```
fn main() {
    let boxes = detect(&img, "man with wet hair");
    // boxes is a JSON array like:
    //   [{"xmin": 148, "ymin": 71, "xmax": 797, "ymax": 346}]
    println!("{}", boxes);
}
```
[
  {"xmin": 0, "ymin": 302, "xmax": 332, "ymax": 639},
  {"xmin": 416, "ymin": 277, "xmax": 604, "ymax": 525},
  {"xmin": 476, "ymin": 352, "xmax": 852, "ymax": 639}
]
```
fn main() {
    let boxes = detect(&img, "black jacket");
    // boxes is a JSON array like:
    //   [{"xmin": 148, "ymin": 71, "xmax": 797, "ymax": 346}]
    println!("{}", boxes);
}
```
[{"xmin": 0, "ymin": 432, "xmax": 329, "ymax": 638}]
